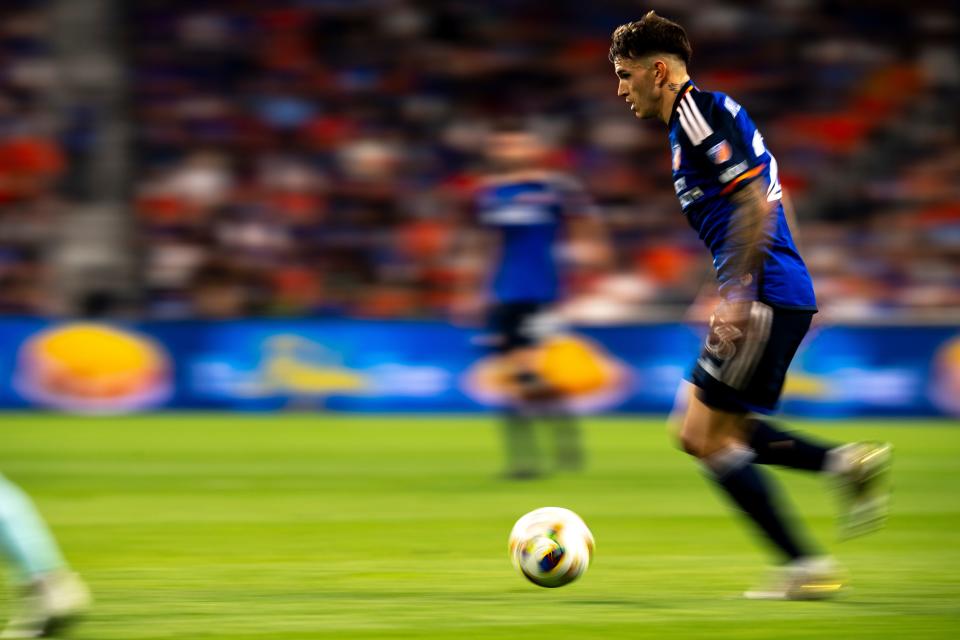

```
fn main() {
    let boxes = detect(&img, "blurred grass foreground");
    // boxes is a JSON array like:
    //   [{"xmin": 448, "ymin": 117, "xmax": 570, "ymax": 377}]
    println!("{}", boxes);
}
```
[{"xmin": 1, "ymin": 414, "xmax": 958, "ymax": 640}]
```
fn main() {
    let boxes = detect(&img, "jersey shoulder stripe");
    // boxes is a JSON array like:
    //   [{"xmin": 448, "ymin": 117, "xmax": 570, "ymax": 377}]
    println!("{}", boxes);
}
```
[
  {"xmin": 683, "ymin": 92, "xmax": 713, "ymax": 140},
  {"xmin": 678, "ymin": 92, "xmax": 713, "ymax": 146}
]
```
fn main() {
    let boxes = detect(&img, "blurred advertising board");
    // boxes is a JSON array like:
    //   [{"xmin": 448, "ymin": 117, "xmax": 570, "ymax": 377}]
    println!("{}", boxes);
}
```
[{"xmin": 0, "ymin": 319, "xmax": 957, "ymax": 417}]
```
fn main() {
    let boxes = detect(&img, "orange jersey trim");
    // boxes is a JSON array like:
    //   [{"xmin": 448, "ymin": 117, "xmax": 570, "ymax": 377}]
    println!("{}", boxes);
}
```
[{"xmin": 720, "ymin": 163, "xmax": 766, "ymax": 195}]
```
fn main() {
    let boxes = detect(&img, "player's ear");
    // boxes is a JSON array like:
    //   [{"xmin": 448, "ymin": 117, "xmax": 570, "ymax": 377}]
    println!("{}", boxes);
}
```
[{"xmin": 652, "ymin": 59, "xmax": 668, "ymax": 87}]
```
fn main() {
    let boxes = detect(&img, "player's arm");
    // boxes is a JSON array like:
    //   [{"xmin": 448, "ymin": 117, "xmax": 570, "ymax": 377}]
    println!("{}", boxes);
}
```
[
  {"xmin": 686, "ymin": 178, "xmax": 773, "ymax": 326},
  {"xmin": 723, "ymin": 177, "xmax": 775, "ymax": 304},
  {"xmin": 684, "ymin": 93, "xmax": 776, "ymax": 306}
]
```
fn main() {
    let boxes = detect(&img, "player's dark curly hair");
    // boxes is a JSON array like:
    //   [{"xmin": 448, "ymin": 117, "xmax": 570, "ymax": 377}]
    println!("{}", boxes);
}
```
[{"xmin": 608, "ymin": 11, "xmax": 692, "ymax": 65}]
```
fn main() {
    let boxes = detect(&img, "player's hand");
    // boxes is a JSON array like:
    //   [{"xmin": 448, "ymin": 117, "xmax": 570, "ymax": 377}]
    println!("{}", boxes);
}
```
[
  {"xmin": 711, "ymin": 299, "xmax": 753, "ymax": 328},
  {"xmin": 685, "ymin": 293, "xmax": 721, "ymax": 325},
  {"xmin": 713, "ymin": 300, "xmax": 753, "ymax": 324}
]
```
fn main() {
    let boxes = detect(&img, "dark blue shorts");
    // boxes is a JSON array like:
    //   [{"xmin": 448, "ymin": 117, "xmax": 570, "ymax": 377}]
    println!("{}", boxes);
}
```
[
  {"xmin": 486, "ymin": 302, "xmax": 554, "ymax": 353},
  {"xmin": 689, "ymin": 302, "xmax": 814, "ymax": 415}
]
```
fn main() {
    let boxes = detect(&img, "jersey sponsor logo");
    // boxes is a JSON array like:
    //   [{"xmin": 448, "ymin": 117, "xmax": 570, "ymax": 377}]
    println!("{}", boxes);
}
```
[
  {"xmin": 672, "ymin": 143, "xmax": 682, "ymax": 171},
  {"xmin": 678, "ymin": 187, "xmax": 704, "ymax": 209},
  {"xmin": 706, "ymin": 140, "xmax": 732, "ymax": 164},
  {"xmin": 481, "ymin": 205, "xmax": 553, "ymax": 225},
  {"xmin": 718, "ymin": 160, "xmax": 748, "ymax": 183},
  {"xmin": 723, "ymin": 96, "xmax": 741, "ymax": 117}
]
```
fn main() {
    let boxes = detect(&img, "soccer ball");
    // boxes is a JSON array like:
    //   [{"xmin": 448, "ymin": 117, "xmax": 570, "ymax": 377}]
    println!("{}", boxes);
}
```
[{"xmin": 509, "ymin": 507, "xmax": 594, "ymax": 588}]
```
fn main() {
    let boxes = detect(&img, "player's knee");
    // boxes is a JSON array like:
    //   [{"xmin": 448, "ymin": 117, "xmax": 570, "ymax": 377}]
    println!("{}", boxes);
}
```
[
  {"xmin": 677, "ymin": 428, "xmax": 706, "ymax": 459},
  {"xmin": 675, "ymin": 414, "xmax": 707, "ymax": 458},
  {"xmin": 676, "ymin": 416, "xmax": 737, "ymax": 460}
]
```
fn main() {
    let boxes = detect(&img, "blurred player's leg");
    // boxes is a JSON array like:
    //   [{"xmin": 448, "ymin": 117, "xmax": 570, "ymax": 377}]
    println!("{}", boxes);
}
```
[
  {"xmin": 502, "ymin": 370, "xmax": 585, "ymax": 478},
  {"xmin": 676, "ymin": 303, "xmax": 882, "ymax": 598},
  {"xmin": 829, "ymin": 441, "xmax": 893, "ymax": 539},
  {"xmin": 0, "ymin": 475, "xmax": 65, "ymax": 580},
  {"xmin": 500, "ymin": 406, "xmax": 542, "ymax": 479},
  {"xmin": 706, "ymin": 444, "xmax": 811, "ymax": 561},
  {"xmin": 490, "ymin": 304, "xmax": 586, "ymax": 478},
  {"xmin": 684, "ymin": 406, "xmax": 846, "ymax": 600},
  {"xmin": 547, "ymin": 405, "xmax": 584, "ymax": 472},
  {"xmin": 747, "ymin": 419, "xmax": 893, "ymax": 538},
  {"xmin": 681, "ymin": 394, "xmax": 817, "ymax": 564},
  {"xmin": 513, "ymin": 365, "xmax": 584, "ymax": 475},
  {"xmin": 746, "ymin": 419, "xmax": 831, "ymax": 470},
  {"xmin": 0, "ymin": 474, "xmax": 90, "ymax": 638}
]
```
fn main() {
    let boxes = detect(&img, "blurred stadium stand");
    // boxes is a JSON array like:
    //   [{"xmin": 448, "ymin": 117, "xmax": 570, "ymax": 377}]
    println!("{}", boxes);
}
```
[{"xmin": 1, "ymin": 0, "xmax": 957, "ymax": 321}]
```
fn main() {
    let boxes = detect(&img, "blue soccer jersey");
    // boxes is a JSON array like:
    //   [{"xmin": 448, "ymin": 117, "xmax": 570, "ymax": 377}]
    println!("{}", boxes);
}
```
[
  {"xmin": 668, "ymin": 81, "xmax": 817, "ymax": 310},
  {"xmin": 476, "ymin": 173, "xmax": 590, "ymax": 304}
]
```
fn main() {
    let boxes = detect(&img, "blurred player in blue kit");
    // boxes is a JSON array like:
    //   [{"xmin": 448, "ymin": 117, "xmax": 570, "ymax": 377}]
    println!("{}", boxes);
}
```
[
  {"xmin": 609, "ymin": 12, "xmax": 892, "ymax": 599},
  {"xmin": 0, "ymin": 473, "xmax": 89, "ymax": 637},
  {"xmin": 455, "ymin": 126, "xmax": 609, "ymax": 479}
]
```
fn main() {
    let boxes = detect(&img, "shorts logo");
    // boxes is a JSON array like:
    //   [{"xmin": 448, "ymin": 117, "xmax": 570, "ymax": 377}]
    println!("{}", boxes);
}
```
[
  {"xmin": 707, "ymin": 140, "xmax": 732, "ymax": 164},
  {"xmin": 672, "ymin": 144, "xmax": 682, "ymax": 171},
  {"xmin": 705, "ymin": 319, "xmax": 743, "ymax": 361}
]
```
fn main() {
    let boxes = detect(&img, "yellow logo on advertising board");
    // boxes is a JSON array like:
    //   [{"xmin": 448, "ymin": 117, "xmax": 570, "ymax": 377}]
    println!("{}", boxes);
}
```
[
  {"xmin": 16, "ymin": 323, "xmax": 171, "ymax": 413},
  {"xmin": 260, "ymin": 335, "xmax": 368, "ymax": 395}
]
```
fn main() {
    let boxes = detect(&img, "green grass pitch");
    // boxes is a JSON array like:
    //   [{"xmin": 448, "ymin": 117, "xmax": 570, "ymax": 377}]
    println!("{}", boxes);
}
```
[{"xmin": 1, "ymin": 414, "xmax": 958, "ymax": 639}]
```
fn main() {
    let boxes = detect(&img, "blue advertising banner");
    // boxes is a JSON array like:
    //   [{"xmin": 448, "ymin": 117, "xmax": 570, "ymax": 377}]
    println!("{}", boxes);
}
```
[{"xmin": 0, "ymin": 319, "xmax": 958, "ymax": 417}]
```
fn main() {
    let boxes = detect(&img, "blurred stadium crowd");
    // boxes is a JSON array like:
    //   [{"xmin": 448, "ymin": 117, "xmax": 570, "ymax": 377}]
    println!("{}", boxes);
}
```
[{"xmin": 1, "ymin": 0, "xmax": 958, "ymax": 320}]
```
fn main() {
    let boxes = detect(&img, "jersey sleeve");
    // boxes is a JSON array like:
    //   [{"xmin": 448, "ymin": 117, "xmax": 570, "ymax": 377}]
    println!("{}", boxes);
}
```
[{"xmin": 677, "ymin": 91, "xmax": 770, "ymax": 193}]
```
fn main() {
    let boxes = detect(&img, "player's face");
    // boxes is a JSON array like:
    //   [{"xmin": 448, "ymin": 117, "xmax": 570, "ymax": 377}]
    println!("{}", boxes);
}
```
[{"xmin": 614, "ymin": 58, "xmax": 658, "ymax": 120}]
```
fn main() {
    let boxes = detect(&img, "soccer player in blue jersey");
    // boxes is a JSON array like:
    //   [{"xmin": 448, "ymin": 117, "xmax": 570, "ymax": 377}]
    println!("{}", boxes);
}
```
[
  {"xmin": 609, "ymin": 12, "xmax": 892, "ymax": 599},
  {"xmin": 458, "ymin": 126, "xmax": 607, "ymax": 479}
]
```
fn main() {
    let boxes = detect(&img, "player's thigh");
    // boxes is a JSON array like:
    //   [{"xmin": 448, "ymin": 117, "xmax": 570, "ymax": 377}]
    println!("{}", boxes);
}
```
[
  {"xmin": 488, "ymin": 302, "xmax": 556, "ymax": 399},
  {"xmin": 678, "ymin": 389, "xmax": 748, "ymax": 458}
]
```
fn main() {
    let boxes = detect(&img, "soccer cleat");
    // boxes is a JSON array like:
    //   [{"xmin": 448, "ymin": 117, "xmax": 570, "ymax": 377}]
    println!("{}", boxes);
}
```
[
  {"xmin": 744, "ymin": 557, "xmax": 846, "ymax": 601},
  {"xmin": 834, "ymin": 442, "xmax": 893, "ymax": 540},
  {"xmin": 1, "ymin": 571, "xmax": 91, "ymax": 639}
]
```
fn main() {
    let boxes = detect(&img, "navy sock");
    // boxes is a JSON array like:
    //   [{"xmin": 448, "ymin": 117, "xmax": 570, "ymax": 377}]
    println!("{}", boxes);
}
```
[
  {"xmin": 708, "ymin": 445, "xmax": 811, "ymax": 562},
  {"xmin": 747, "ymin": 419, "xmax": 831, "ymax": 472}
]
